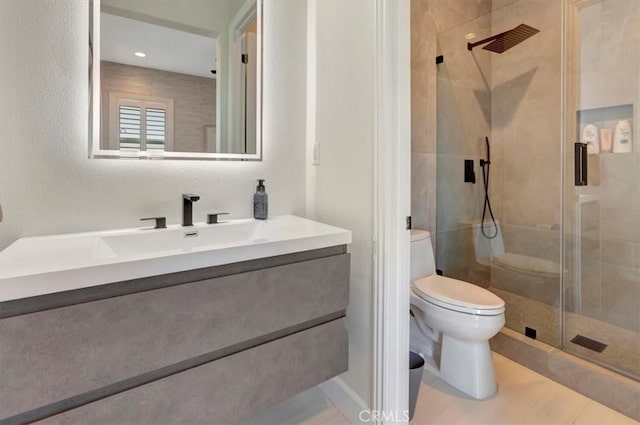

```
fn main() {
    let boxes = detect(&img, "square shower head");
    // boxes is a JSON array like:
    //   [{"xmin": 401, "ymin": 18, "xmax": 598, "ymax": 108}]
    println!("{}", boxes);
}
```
[{"xmin": 482, "ymin": 24, "xmax": 540, "ymax": 53}]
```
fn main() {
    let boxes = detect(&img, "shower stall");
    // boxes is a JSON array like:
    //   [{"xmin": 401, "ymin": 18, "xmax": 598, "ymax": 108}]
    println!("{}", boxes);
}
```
[{"xmin": 413, "ymin": 0, "xmax": 638, "ymax": 381}]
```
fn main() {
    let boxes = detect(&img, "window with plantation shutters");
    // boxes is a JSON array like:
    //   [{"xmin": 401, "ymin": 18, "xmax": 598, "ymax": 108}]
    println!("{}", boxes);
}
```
[{"xmin": 108, "ymin": 93, "xmax": 174, "ymax": 152}]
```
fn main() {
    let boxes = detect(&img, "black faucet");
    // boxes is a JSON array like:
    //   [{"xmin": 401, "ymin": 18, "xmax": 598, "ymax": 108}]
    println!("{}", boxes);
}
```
[{"xmin": 182, "ymin": 193, "xmax": 200, "ymax": 226}]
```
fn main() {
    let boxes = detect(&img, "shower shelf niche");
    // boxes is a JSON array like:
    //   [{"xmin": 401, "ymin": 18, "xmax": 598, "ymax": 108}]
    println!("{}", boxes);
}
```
[{"xmin": 576, "ymin": 104, "xmax": 633, "ymax": 153}]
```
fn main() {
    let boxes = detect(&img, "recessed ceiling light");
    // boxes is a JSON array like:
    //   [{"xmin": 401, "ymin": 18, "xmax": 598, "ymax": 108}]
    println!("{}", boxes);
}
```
[
  {"xmin": 134, "ymin": 52, "xmax": 146, "ymax": 58},
  {"xmin": 465, "ymin": 33, "xmax": 477, "ymax": 40}
]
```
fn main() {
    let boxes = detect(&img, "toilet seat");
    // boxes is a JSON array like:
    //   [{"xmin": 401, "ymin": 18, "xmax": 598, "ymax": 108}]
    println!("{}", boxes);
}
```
[{"xmin": 412, "ymin": 275, "xmax": 505, "ymax": 316}]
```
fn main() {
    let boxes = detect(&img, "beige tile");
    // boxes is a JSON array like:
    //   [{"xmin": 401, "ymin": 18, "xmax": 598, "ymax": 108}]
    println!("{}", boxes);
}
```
[
  {"xmin": 435, "ymin": 154, "xmax": 484, "ymax": 232},
  {"xmin": 517, "ymin": 381, "xmax": 590, "ymax": 425},
  {"xmin": 430, "ymin": 0, "xmax": 492, "ymax": 34},
  {"xmin": 548, "ymin": 350, "xmax": 640, "ymax": 420},
  {"xmin": 412, "ymin": 152, "xmax": 437, "ymax": 232},
  {"xmin": 245, "ymin": 387, "xmax": 349, "ymax": 425},
  {"xmin": 491, "ymin": 0, "xmax": 518, "ymax": 11},
  {"xmin": 600, "ymin": 264, "xmax": 640, "ymax": 332},
  {"xmin": 413, "ymin": 353, "xmax": 638, "ymax": 425},
  {"xmin": 574, "ymin": 400, "xmax": 640, "ymax": 425},
  {"xmin": 490, "ymin": 327, "xmax": 553, "ymax": 377},
  {"xmin": 601, "ymin": 207, "xmax": 640, "ymax": 244},
  {"xmin": 489, "ymin": 287, "xmax": 561, "ymax": 347},
  {"xmin": 602, "ymin": 239, "xmax": 638, "ymax": 269},
  {"xmin": 435, "ymin": 227, "xmax": 482, "ymax": 283},
  {"xmin": 564, "ymin": 310, "xmax": 640, "ymax": 379}
]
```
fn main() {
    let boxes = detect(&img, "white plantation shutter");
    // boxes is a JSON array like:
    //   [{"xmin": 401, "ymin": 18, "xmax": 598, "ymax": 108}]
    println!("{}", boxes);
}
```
[
  {"xmin": 109, "ymin": 93, "xmax": 173, "ymax": 152},
  {"xmin": 145, "ymin": 108, "xmax": 166, "ymax": 151},
  {"xmin": 118, "ymin": 105, "xmax": 142, "ymax": 150}
]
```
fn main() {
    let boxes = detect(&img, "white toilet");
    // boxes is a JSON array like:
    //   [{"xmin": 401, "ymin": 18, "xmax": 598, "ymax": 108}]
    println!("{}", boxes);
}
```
[{"xmin": 410, "ymin": 229, "xmax": 505, "ymax": 400}]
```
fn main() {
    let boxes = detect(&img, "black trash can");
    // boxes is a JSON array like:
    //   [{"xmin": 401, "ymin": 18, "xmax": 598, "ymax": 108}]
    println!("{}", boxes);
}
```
[{"xmin": 409, "ymin": 351, "xmax": 424, "ymax": 421}]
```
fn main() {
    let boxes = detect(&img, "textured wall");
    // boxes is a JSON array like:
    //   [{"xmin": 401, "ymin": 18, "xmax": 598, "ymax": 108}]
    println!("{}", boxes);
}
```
[
  {"xmin": 101, "ymin": 61, "xmax": 216, "ymax": 153},
  {"xmin": 0, "ymin": 0, "xmax": 307, "ymax": 250},
  {"xmin": 310, "ymin": 0, "xmax": 375, "ymax": 407}
]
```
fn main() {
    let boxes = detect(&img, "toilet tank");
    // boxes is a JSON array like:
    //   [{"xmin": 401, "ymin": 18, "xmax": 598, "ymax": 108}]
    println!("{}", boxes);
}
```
[{"xmin": 410, "ymin": 229, "xmax": 436, "ymax": 281}]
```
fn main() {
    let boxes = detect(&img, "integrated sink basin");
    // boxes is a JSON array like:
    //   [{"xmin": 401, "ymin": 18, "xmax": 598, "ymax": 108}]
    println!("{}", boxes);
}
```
[{"xmin": 0, "ymin": 215, "xmax": 351, "ymax": 302}]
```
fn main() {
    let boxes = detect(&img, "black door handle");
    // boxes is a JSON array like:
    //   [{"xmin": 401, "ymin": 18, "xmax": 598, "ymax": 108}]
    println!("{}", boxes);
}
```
[{"xmin": 575, "ymin": 142, "xmax": 588, "ymax": 186}]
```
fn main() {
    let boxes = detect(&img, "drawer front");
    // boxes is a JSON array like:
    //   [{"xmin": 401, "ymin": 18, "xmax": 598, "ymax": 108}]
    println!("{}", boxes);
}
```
[
  {"xmin": 0, "ymin": 253, "xmax": 349, "ymax": 419},
  {"xmin": 37, "ymin": 319, "xmax": 348, "ymax": 425}
]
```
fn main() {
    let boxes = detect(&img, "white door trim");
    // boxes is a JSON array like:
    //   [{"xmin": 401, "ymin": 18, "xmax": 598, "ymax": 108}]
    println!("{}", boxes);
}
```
[{"xmin": 372, "ymin": 0, "xmax": 411, "ymax": 423}]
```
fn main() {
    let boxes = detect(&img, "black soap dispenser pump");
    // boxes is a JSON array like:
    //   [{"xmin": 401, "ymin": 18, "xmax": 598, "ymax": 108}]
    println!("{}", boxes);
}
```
[{"xmin": 253, "ymin": 179, "xmax": 268, "ymax": 220}]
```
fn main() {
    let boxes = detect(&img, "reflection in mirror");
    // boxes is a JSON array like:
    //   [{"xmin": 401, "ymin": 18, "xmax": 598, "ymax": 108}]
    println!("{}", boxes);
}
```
[{"xmin": 90, "ymin": 0, "xmax": 261, "ymax": 160}]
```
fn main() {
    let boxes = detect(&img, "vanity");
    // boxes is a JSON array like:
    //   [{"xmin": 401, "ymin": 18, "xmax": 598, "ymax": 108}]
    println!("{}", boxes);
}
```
[{"xmin": 0, "ymin": 216, "xmax": 351, "ymax": 424}]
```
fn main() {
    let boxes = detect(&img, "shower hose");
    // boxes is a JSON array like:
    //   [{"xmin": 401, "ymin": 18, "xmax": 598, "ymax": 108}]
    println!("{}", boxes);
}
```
[{"xmin": 480, "ymin": 136, "xmax": 498, "ymax": 239}]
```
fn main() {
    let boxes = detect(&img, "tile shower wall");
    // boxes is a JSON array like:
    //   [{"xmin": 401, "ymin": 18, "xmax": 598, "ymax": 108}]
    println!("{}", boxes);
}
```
[
  {"xmin": 490, "ymin": 0, "xmax": 562, "ymax": 256},
  {"xmin": 412, "ymin": 0, "xmax": 638, "ymax": 377},
  {"xmin": 411, "ymin": 0, "xmax": 493, "ymax": 267},
  {"xmin": 411, "ymin": 0, "xmax": 437, "ymax": 236},
  {"xmin": 101, "ymin": 62, "xmax": 217, "ymax": 153},
  {"xmin": 568, "ymin": 0, "xmax": 640, "ymax": 336},
  {"xmin": 412, "ymin": 0, "xmax": 563, "ymax": 343}
]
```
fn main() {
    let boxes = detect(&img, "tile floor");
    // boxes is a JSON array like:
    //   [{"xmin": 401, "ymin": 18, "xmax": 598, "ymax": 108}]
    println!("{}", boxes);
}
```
[
  {"xmin": 244, "ymin": 386, "xmax": 349, "ymax": 425},
  {"xmin": 246, "ymin": 353, "xmax": 638, "ymax": 425},
  {"xmin": 412, "ymin": 353, "xmax": 639, "ymax": 425}
]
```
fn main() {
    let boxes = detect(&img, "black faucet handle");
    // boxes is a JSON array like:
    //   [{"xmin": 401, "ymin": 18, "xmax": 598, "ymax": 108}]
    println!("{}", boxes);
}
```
[
  {"xmin": 141, "ymin": 217, "xmax": 167, "ymax": 229},
  {"xmin": 183, "ymin": 193, "xmax": 200, "ymax": 201},
  {"xmin": 207, "ymin": 213, "xmax": 229, "ymax": 224}
]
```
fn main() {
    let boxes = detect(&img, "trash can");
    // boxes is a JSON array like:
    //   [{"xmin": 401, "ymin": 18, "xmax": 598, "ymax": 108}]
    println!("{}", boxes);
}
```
[{"xmin": 409, "ymin": 351, "xmax": 424, "ymax": 421}]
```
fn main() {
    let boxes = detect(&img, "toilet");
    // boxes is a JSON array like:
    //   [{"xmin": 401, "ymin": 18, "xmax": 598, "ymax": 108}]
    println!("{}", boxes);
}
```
[{"xmin": 410, "ymin": 229, "xmax": 505, "ymax": 400}]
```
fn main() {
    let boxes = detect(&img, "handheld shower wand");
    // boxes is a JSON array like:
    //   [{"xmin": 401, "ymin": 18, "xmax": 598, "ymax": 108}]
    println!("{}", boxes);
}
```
[{"xmin": 480, "ymin": 137, "xmax": 498, "ymax": 239}]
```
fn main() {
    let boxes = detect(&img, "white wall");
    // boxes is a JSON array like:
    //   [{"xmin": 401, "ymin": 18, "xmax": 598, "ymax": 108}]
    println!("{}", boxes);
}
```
[
  {"xmin": 309, "ymin": 0, "xmax": 375, "ymax": 407},
  {"xmin": 0, "ymin": 0, "xmax": 307, "ymax": 250},
  {"xmin": 0, "ymin": 0, "xmax": 376, "ymax": 409}
]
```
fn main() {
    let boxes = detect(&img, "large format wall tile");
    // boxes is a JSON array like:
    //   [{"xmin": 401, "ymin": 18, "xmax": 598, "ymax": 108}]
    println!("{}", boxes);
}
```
[
  {"xmin": 600, "ymin": 263, "xmax": 640, "ymax": 332},
  {"xmin": 411, "ymin": 152, "xmax": 437, "ymax": 233}
]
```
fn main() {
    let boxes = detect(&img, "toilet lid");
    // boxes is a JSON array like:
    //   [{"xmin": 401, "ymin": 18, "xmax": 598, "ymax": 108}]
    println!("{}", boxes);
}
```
[{"xmin": 412, "ymin": 275, "xmax": 505, "ymax": 315}]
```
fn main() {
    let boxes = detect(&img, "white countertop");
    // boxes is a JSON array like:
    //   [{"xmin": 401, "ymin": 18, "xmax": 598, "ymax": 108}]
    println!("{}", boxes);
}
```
[{"xmin": 0, "ymin": 215, "xmax": 351, "ymax": 302}]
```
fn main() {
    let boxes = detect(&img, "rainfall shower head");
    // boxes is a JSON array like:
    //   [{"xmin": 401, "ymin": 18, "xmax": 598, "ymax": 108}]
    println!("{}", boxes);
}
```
[{"xmin": 467, "ymin": 24, "xmax": 540, "ymax": 54}]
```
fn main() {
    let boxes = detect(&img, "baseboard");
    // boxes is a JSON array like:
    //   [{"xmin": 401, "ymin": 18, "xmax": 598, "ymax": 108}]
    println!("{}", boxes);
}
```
[{"xmin": 319, "ymin": 377, "xmax": 370, "ymax": 424}]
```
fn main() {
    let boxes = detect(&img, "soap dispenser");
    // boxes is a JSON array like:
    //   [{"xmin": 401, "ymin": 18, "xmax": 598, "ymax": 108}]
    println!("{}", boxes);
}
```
[{"xmin": 253, "ymin": 179, "xmax": 268, "ymax": 220}]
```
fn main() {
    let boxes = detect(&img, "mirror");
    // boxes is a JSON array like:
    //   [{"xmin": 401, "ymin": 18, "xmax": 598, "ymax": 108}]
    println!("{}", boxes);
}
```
[{"xmin": 89, "ymin": 0, "xmax": 262, "ymax": 160}]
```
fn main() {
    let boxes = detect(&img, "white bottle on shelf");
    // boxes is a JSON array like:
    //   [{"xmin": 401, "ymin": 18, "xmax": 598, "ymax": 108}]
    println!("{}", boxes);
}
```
[
  {"xmin": 612, "ymin": 119, "xmax": 632, "ymax": 153},
  {"xmin": 582, "ymin": 123, "xmax": 600, "ymax": 154}
]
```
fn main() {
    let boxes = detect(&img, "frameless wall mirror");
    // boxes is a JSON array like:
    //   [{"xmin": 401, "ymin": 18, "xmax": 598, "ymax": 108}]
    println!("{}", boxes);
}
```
[{"xmin": 89, "ymin": 0, "xmax": 262, "ymax": 160}]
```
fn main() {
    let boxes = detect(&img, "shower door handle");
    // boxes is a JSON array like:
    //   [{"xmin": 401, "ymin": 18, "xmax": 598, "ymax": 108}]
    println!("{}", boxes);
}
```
[{"xmin": 575, "ymin": 142, "xmax": 588, "ymax": 186}]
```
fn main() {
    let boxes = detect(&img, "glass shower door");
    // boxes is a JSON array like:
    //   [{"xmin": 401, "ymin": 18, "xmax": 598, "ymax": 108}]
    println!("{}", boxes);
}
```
[{"xmin": 563, "ymin": 0, "xmax": 639, "ymax": 380}]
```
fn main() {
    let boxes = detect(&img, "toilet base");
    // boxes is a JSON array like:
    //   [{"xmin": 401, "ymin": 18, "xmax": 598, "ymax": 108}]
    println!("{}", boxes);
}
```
[{"xmin": 426, "ymin": 334, "xmax": 497, "ymax": 400}]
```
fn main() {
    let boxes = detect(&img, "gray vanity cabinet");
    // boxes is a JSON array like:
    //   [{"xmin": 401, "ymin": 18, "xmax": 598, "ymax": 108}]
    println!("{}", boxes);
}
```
[{"xmin": 0, "ymin": 246, "xmax": 350, "ymax": 425}]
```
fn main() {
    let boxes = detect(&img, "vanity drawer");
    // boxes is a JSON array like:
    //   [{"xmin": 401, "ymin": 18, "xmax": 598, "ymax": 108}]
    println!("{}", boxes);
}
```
[
  {"xmin": 0, "ymin": 252, "xmax": 350, "ymax": 420},
  {"xmin": 37, "ymin": 318, "xmax": 348, "ymax": 425}
]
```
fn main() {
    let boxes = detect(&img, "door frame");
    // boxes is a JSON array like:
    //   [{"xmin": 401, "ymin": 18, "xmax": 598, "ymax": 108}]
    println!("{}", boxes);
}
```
[{"xmin": 372, "ymin": 0, "xmax": 411, "ymax": 422}]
